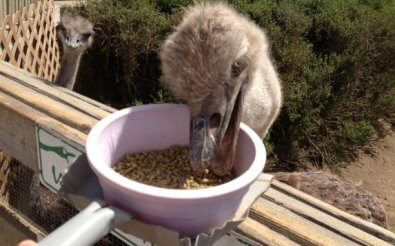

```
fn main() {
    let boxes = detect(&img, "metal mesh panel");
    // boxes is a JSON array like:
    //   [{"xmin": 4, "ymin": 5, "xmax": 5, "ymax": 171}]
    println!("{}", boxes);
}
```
[{"xmin": 0, "ymin": 152, "xmax": 127, "ymax": 245}]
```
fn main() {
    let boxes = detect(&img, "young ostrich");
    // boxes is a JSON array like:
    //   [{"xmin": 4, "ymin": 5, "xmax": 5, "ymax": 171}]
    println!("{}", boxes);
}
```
[
  {"xmin": 160, "ymin": 2, "xmax": 388, "ymax": 229},
  {"xmin": 161, "ymin": 2, "xmax": 282, "ymax": 176},
  {"xmin": 28, "ymin": 13, "xmax": 94, "ymax": 231},
  {"xmin": 54, "ymin": 12, "xmax": 94, "ymax": 90}
]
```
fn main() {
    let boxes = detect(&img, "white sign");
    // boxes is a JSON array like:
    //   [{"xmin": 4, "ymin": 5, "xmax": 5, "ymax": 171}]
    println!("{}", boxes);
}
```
[
  {"xmin": 35, "ymin": 124, "xmax": 148, "ymax": 246},
  {"xmin": 36, "ymin": 125, "xmax": 83, "ymax": 192}
]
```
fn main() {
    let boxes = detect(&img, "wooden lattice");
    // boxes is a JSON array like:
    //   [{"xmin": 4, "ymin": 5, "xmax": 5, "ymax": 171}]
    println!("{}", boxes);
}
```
[{"xmin": 0, "ymin": 0, "xmax": 59, "ymax": 82}]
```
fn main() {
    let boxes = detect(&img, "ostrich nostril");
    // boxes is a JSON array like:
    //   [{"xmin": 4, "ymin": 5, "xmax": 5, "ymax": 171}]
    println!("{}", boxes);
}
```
[
  {"xmin": 77, "ymin": 39, "xmax": 80, "ymax": 43},
  {"xmin": 195, "ymin": 118, "xmax": 206, "ymax": 130},
  {"xmin": 209, "ymin": 113, "xmax": 221, "ymax": 135}
]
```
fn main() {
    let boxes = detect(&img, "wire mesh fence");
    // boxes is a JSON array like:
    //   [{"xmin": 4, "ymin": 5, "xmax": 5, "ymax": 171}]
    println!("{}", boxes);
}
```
[{"xmin": 0, "ymin": 154, "xmax": 127, "ymax": 245}]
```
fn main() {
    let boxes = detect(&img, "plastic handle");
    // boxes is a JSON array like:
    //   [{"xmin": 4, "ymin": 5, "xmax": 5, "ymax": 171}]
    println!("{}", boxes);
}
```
[{"xmin": 38, "ymin": 201, "xmax": 114, "ymax": 246}]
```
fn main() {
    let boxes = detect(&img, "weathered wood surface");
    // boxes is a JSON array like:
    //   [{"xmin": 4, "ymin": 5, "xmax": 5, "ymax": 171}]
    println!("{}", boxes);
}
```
[
  {"xmin": 238, "ymin": 181, "xmax": 395, "ymax": 246},
  {"xmin": 0, "ymin": 61, "xmax": 98, "ymax": 171},
  {"xmin": 1, "ymin": 61, "xmax": 395, "ymax": 245},
  {"xmin": 0, "ymin": 204, "xmax": 38, "ymax": 246},
  {"xmin": 0, "ymin": 151, "xmax": 11, "ymax": 198}
]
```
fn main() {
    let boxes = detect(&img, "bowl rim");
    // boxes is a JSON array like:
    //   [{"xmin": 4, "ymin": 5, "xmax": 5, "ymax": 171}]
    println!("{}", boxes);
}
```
[{"xmin": 86, "ymin": 104, "xmax": 266, "ymax": 200}]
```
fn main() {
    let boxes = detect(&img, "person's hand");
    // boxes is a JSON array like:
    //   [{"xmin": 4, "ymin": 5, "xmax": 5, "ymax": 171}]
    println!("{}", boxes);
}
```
[{"xmin": 18, "ymin": 240, "xmax": 38, "ymax": 246}]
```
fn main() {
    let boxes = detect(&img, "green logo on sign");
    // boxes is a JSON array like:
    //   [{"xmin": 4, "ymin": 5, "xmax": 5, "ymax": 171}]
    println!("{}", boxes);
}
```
[{"xmin": 39, "ymin": 142, "xmax": 76, "ymax": 163}]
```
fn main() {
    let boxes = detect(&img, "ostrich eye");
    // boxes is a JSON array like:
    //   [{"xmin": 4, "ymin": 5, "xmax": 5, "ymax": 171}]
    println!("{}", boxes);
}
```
[
  {"xmin": 231, "ymin": 60, "xmax": 247, "ymax": 78},
  {"xmin": 82, "ymin": 32, "xmax": 92, "ymax": 40}
]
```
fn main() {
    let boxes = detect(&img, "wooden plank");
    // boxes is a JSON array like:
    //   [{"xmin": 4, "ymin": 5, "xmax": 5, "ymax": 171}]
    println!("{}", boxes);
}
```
[
  {"xmin": 0, "ymin": 91, "xmax": 86, "ymax": 171},
  {"xmin": 0, "ymin": 70, "xmax": 98, "ymax": 133},
  {"xmin": 0, "ymin": 61, "xmax": 115, "ymax": 119},
  {"xmin": 0, "ymin": 211, "xmax": 31, "ymax": 246},
  {"xmin": 0, "ymin": 92, "xmax": 40, "ymax": 171},
  {"xmin": 56, "ymin": 87, "xmax": 117, "ymax": 114},
  {"xmin": 0, "ymin": 199, "xmax": 45, "ymax": 238},
  {"xmin": 264, "ymin": 186, "xmax": 391, "ymax": 246},
  {"xmin": 237, "ymin": 217, "xmax": 300, "ymax": 246},
  {"xmin": 0, "ymin": 151, "xmax": 11, "ymax": 198},
  {"xmin": 0, "ymin": 55, "xmax": 114, "ymax": 173},
  {"xmin": 271, "ymin": 180, "xmax": 395, "ymax": 244},
  {"xmin": 249, "ymin": 196, "xmax": 358, "ymax": 246}
]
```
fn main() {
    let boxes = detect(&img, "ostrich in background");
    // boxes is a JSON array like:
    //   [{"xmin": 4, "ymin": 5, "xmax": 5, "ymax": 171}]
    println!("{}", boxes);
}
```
[
  {"xmin": 160, "ymin": 2, "xmax": 388, "ymax": 229},
  {"xmin": 275, "ymin": 171, "xmax": 388, "ymax": 229},
  {"xmin": 29, "ymin": 12, "xmax": 95, "ymax": 231},
  {"xmin": 54, "ymin": 12, "xmax": 94, "ymax": 90}
]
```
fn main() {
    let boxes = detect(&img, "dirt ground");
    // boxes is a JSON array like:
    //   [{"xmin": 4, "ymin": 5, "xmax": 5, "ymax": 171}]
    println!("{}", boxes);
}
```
[{"xmin": 341, "ymin": 132, "xmax": 395, "ymax": 233}]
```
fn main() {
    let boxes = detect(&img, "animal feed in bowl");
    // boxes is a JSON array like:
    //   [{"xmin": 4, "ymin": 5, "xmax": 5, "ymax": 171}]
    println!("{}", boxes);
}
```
[{"xmin": 112, "ymin": 146, "xmax": 235, "ymax": 189}]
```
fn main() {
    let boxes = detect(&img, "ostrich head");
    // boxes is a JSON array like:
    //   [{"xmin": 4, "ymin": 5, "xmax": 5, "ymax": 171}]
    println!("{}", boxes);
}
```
[
  {"xmin": 161, "ymin": 3, "xmax": 261, "ymax": 175},
  {"xmin": 56, "ymin": 12, "xmax": 94, "ymax": 51}
]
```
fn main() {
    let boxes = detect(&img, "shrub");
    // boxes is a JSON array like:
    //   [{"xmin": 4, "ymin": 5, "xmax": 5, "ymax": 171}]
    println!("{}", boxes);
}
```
[
  {"xmin": 73, "ymin": 0, "xmax": 177, "ymax": 107},
  {"xmin": 73, "ymin": 0, "xmax": 394, "ymax": 171}
]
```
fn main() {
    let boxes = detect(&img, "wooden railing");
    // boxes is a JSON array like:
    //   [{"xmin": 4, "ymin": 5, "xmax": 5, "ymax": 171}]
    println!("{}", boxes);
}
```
[{"xmin": 0, "ymin": 60, "xmax": 394, "ymax": 245}]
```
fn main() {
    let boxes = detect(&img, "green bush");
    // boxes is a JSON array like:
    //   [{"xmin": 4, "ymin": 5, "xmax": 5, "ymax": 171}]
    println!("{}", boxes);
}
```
[
  {"xmin": 73, "ymin": 0, "xmax": 177, "ymax": 107},
  {"xmin": 73, "ymin": 0, "xmax": 394, "ymax": 171}
]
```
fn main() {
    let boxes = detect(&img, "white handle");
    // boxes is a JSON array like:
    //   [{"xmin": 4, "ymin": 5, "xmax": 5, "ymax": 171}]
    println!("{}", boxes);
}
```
[{"xmin": 38, "ymin": 201, "xmax": 114, "ymax": 246}]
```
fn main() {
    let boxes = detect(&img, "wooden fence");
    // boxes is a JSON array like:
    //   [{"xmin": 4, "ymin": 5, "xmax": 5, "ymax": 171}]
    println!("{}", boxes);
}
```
[
  {"xmin": 0, "ymin": 0, "xmax": 37, "ymax": 20},
  {"xmin": 0, "ymin": 61, "xmax": 395, "ymax": 245},
  {"xmin": 0, "ymin": 0, "xmax": 59, "ymax": 82}
]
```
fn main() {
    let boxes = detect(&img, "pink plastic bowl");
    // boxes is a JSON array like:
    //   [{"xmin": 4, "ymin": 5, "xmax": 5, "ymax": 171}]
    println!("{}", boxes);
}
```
[{"xmin": 86, "ymin": 104, "xmax": 266, "ymax": 236}]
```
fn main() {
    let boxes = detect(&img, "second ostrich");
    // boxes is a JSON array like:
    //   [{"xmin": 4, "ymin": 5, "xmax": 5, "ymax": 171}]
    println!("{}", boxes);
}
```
[
  {"xmin": 29, "ymin": 12, "xmax": 94, "ymax": 231},
  {"xmin": 160, "ymin": 2, "xmax": 388, "ymax": 229},
  {"xmin": 54, "ymin": 12, "xmax": 94, "ymax": 90}
]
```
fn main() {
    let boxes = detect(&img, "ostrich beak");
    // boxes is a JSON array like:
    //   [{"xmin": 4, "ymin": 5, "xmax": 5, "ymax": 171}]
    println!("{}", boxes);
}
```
[{"xmin": 190, "ymin": 78, "xmax": 247, "ymax": 176}]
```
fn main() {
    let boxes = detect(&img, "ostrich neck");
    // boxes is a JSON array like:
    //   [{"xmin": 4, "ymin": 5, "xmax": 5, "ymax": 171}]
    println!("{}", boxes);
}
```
[{"xmin": 54, "ymin": 49, "xmax": 84, "ymax": 90}]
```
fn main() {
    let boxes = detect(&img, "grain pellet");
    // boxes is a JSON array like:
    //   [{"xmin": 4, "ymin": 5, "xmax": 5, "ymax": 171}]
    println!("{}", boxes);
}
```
[{"xmin": 112, "ymin": 146, "xmax": 235, "ymax": 189}]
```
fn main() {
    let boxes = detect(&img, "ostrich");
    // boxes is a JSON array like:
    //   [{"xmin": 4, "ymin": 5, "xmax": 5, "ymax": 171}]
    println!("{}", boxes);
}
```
[
  {"xmin": 161, "ymin": 2, "xmax": 282, "ymax": 176},
  {"xmin": 54, "ymin": 12, "xmax": 94, "ymax": 90},
  {"xmin": 160, "ymin": 2, "xmax": 388, "ymax": 229},
  {"xmin": 275, "ymin": 171, "xmax": 388, "ymax": 228},
  {"xmin": 28, "ymin": 13, "xmax": 94, "ymax": 231}
]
